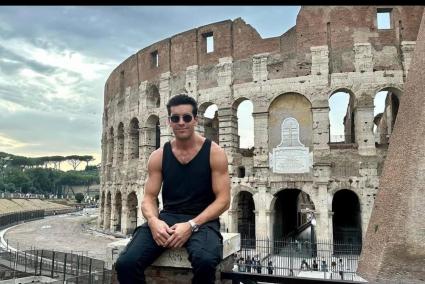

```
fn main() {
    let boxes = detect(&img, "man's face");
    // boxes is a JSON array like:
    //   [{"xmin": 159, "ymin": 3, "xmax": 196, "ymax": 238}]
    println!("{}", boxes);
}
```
[{"xmin": 168, "ymin": 104, "xmax": 198, "ymax": 140}]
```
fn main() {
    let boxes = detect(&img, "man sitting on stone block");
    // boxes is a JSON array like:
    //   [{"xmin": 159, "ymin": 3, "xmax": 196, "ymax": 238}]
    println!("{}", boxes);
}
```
[{"xmin": 115, "ymin": 94, "xmax": 231, "ymax": 284}]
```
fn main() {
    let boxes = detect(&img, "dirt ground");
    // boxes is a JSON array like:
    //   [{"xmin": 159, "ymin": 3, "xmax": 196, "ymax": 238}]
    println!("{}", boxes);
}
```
[{"xmin": 3, "ymin": 208, "xmax": 122, "ymax": 261}]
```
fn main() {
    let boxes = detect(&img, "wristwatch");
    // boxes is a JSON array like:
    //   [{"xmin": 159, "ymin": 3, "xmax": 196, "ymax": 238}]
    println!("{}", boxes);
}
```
[{"xmin": 188, "ymin": 219, "xmax": 200, "ymax": 232}]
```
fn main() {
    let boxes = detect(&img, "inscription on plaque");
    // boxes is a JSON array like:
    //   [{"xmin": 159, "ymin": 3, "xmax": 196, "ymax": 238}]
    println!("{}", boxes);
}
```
[{"xmin": 269, "ymin": 117, "xmax": 312, "ymax": 173}]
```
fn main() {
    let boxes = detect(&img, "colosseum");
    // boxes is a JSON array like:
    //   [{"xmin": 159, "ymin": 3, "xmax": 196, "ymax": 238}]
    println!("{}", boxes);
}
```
[{"xmin": 98, "ymin": 6, "xmax": 424, "ymax": 252}]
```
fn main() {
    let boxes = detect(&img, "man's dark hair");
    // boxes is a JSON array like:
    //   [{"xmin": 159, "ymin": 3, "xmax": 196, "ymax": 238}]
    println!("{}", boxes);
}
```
[{"xmin": 166, "ymin": 94, "xmax": 198, "ymax": 117}]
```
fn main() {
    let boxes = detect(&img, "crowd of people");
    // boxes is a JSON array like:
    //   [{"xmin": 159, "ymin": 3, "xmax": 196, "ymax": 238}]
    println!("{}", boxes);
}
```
[{"xmin": 235, "ymin": 255, "xmax": 274, "ymax": 275}]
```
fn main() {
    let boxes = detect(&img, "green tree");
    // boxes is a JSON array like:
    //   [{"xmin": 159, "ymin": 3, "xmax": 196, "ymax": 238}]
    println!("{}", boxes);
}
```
[{"xmin": 75, "ymin": 192, "xmax": 84, "ymax": 203}]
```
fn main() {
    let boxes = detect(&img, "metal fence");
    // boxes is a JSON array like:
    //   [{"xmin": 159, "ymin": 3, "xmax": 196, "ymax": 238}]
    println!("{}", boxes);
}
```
[
  {"xmin": 0, "ymin": 210, "xmax": 45, "ymax": 230},
  {"xmin": 0, "ymin": 247, "xmax": 111, "ymax": 283},
  {"xmin": 235, "ymin": 237, "xmax": 363, "ymax": 281}
]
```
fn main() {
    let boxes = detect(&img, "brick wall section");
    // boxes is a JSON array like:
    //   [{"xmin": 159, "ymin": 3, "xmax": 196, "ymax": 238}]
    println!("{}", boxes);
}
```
[{"xmin": 104, "ymin": 6, "xmax": 424, "ymax": 106}]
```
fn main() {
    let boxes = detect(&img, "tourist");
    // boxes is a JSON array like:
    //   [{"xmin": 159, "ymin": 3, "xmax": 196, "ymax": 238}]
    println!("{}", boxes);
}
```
[
  {"xmin": 312, "ymin": 259, "xmax": 318, "ymax": 271},
  {"xmin": 267, "ymin": 260, "xmax": 274, "ymax": 275},
  {"xmin": 245, "ymin": 255, "xmax": 252, "ymax": 272},
  {"xmin": 115, "ymin": 94, "xmax": 231, "ymax": 284},
  {"xmin": 338, "ymin": 258, "xmax": 344, "ymax": 280}
]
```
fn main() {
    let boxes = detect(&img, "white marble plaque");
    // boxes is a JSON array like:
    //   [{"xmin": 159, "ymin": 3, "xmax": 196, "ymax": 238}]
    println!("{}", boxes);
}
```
[{"xmin": 269, "ymin": 117, "xmax": 312, "ymax": 174}]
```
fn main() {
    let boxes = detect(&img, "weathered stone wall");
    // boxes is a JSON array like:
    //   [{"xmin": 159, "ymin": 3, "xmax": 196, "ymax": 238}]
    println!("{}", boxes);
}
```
[{"xmin": 99, "ymin": 6, "xmax": 424, "ymax": 255}]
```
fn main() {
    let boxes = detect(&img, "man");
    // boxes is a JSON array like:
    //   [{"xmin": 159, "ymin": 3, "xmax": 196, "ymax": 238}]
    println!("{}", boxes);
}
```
[{"xmin": 115, "ymin": 94, "xmax": 231, "ymax": 284}]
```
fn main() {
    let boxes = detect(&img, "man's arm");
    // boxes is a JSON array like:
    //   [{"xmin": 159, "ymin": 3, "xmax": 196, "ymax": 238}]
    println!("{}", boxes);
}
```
[
  {"xmin": 165, "ymin": 142, "xmax": 230, "ymax": 248},
  {"xmin": 141, "ymin": 148, "xmax": 173, "ymax": 246}
]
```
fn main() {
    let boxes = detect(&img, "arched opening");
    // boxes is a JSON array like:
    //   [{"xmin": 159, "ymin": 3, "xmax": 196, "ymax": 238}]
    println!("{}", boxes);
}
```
[
  {"xmin": 236, "ymin": 191, "xmax": 255, "ymax": 247},
  {"xmin": 268, "ymin": 93, "xmax": 313, "ymax": 151},
  {"xmin": 146, "ymin": 115, "xmax": 160, "ymax": 154},
  {"xmin": 202, "ymin": 103, "xmax": 219, "ymax": 144},
  {"xmin": 108, "ymin": 127, "xmax": 114, "ymax": 164},
  {"xmin": 146, "ymin": 83, "xmax": 160, "ymax": 108},
  {"xmin": 117, "ymin": 122, "xmax": 124, "ymax": 163},
  {"xmin": 129, "ymin": 118, "xmax": 140, "ymax": 160},
  {"xmin": 104, "ymin": 191, "xmax": 112, "ymax": 230},
  {"xmin": 373, "ymin": 88, "xmax": 401, "ymax": 145},
  {"xmin": 114, "ymin": 191, "xmax": 122, "ymax": 232},
  {"xmin": 332, "ymin": 189, "xmax": 362, "ymax": 255},
  {"xmin": 236, "ymin": 99, "xmax": 254, "ymax": 149},
  {"xmin": 274, "ymin": 189, "xmax": 315, "ymax": 240},
  {"xmin": 126, "ymin": 192, "xmax": 138, "ymax": 235},
  {"xmin": 329, "ymin": 90, "xmax": 355, "ymax": 143}
]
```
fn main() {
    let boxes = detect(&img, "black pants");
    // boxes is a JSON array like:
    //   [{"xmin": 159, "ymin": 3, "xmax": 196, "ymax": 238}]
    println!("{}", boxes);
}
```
[{"xmin": 115, "ymin": 212, "xmax": 223, "ymax": 284}]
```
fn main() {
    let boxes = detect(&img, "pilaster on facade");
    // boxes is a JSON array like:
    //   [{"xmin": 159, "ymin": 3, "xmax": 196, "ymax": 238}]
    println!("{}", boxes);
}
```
[
  {"xmin": 138, "ymin": 81, "xmax": 148, "ymax": 108},
  {"xmin": 218, "ymin": 107, "xmax": 239, "ymax": 175},
  {"xmin": 355, "ymin": 105, "xmax": 376, "ymax": 156},
  {"xmin": 159, "ymin": 122, "xmax": 173, "ymax": 147},
  {"xmin": 311, "ymin": 45, "xmax": 329, "ymax": 77},
  {"xmin": 253, "ymin": 53, "xmax": 269, "ymax": 83},
  {"xmin": 401, "ymin": 41, "xmax": 416, "ymax": 77},
  {"xmin": 252, "ymin": 111, "xmax": 269, "ymax": 169},
  {"xmin": 159, "ymin": 72, "xmax": 171, "ymax": 108},
  {"xmin": 217, "ymin": 57, "xmax": 233, "ymax": 87},
  {"xmin": 185, "ymin": 65, "xmax": 198, "ymax": 98},
  {"xmin": 311, "ymin": 106, "xmax": 330, "ymax": 151},
  {"xmin": 354, "ymin": 43, "xmax": 373, "ymax": 73}
]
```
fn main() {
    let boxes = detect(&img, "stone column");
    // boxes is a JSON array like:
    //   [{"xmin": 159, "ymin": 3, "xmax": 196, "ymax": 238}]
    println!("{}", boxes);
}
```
[
  {"xmin": 218, "ymin": 106, "xmax": 239, "ymax": 176},
  {"xmin": 401, "ymin": 41, "xmax": 416, "ymax": 77},
  {"xmin": 110, "ymin": 194, "xmax": 118, "ymax": 232},
  {"xmin": 121, "ymin": 195, "xmax": 129, "ymax": 235},
  {"xmin": 104, "ymin": 196, "xmax": 111, "ymax": 231},
  {"xmin": 253, "ymin": 53, "xmax": 269, "ymax": 83},
  {"xmin": 355, "ymin": 105, "xmax": 376, "ymax": 156},
  {"xmin": 311, "ymin": 105, "xmax": 330, "ymax": 152},
  {"xmin": 252, "ymin": 111, "xmax": 269, "ymax": 177},
  {"xmin": 314, "ymin": 182, "xmax": 331, "ymax": 258},
  {"xmin": 227, "ymin": 209, "xmax": 238, "ymax": 233}
]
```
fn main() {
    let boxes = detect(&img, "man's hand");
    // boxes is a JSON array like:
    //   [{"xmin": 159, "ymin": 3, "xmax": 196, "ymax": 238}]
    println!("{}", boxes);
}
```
[
  {"xmin": 148, "ymin": 218, "xmax": 174, "ymax": 247},
  {"xmin": 164, "ymin": 222, "xmax": 192, "ymax": 248}
]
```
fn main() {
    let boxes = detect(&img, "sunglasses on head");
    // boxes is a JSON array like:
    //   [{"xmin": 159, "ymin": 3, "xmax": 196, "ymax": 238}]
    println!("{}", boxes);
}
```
[{"xmin": 169, "ymin": 114, "xmax": 194, "ymax": 123}]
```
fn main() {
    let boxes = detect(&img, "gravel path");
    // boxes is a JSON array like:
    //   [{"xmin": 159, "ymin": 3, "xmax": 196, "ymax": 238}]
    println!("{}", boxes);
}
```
[{"xmin": 3, "ymin": 208, "xmax": 122, "ymax": 261}]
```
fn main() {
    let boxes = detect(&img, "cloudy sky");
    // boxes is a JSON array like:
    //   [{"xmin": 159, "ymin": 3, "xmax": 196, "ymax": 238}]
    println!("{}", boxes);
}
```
[{"xmin": 0, "ymin": 6, "xmax": 302, "ymax": 166}]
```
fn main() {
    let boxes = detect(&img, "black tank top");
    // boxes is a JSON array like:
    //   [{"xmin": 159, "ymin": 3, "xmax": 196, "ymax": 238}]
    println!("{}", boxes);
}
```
[{"xmin": 161, "ymin": 139, "xmax": 215, "ymax": 215}]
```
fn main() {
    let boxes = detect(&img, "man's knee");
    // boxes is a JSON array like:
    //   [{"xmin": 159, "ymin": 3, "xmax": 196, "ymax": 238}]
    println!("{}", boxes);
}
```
[
  {"xmin": 191, "ymin": 250, "xmax": 220, "ymax": 270},
  {"xmin": 115, "ymin": 253, "xmax": 136, "ymax": 275}
]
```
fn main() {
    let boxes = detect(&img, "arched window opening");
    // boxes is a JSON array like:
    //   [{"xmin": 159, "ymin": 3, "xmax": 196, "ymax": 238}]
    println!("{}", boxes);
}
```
[
  {"xmin": 108, "ymin": 127, "xmax": 114, "ymax": 164},
  {"xmin": 332, "ymin": 190, "xmax": 362, "ymax": 255},
  {"xmin": 374, "ymin": 89, "xmax": 400, "ymax": 145},
  {"xmin": 329, "ymin": 91, "xmax": 354, "ymax": 143},
  {"xmin": 117, "ymin": 123, "xmax": 124, "ymax": 163},
  {"xmin": 126, "ymin": 192, "xmax": 138, "ymax": 236},
  {"xmin": 147, "ymin": 84, "xmax": 160, "ymax": 108},
  {"xmin": 203, "ymin": 104, "xmax": 219, "ymax": 144},
  {"xmin": 129, "ymin": 118, "xmax": 140, "ymax": 160},
  {"xmin": 237, "ymin": 100, "xmax": 254, "ymax": 149}
]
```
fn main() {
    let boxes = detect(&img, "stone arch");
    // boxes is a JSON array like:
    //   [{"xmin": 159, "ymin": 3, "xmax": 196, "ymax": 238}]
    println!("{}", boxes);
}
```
[
  {"xmin": 332, "ymin": 189, "xmax": 362, "ymax": 254},
  {"xmin": 272, "ymin": 188, "xmax": 316, "ymax": 241},
  {"xmin": 117, "ymin": 122, "xmax": 124, "ymax": 163},
  {"xmin": 104, "ymin": 191, "xmax": 112, "ymax": 230},
  {"xmin": 129, "ymin": 118, "xmax": 140, "ymax": 160},
  {"xmin": 199, "ymin": 101, "xmax": 219, "ymax": 144},
  {"xmin": 373, "ymin": 86, "xmax": 402, "ymax": 145},
  {"xmin": 146, "ymin": 83, "xmax": 160, "ymax": 108},
  {"xmin": 232, "ymin": 97, "xmax": 254, "ymax": 149},
  {"xmin": 145, "ymin": 115, "xmax": 160, "ymax": 151},
  {"xmin": 125, "ymin": 191, "xmax": 138, "ymax": 235},
  {"xmin": 113, "ymin": 191, "xmax": 122, "ymax": 232},
  {"xmin": 268, "ymin": 92, "xmax": 313, "ymax": 151},
  {"xmin": 329, "ymin": 88, "xmax": 356, "ymax": 143}
]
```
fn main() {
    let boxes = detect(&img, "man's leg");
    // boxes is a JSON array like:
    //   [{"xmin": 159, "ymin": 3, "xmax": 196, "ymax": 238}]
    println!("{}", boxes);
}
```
[
  {"xmin": 185, "ymin": 222, "xmax": 223, "ymax": 284},
  {"xmin": 115, "ymin": 223, "xmax": 165, "ymax": 284}
]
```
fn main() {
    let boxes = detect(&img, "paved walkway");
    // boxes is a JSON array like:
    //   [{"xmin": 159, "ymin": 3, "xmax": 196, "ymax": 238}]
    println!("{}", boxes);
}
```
[{"xmin": 1, "ymin": 208, "xmax": 121, "ymax": 262}]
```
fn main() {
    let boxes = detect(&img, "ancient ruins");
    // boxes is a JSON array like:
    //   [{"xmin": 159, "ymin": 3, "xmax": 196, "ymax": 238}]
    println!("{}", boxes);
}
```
[{"xmin": 98, "ymin": 6, "xmax": 424, "ymax": 261}]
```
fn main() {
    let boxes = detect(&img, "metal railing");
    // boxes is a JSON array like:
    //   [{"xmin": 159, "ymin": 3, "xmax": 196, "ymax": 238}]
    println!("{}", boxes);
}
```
[{"xmin": 234, "ymin": 237, "xmax": 363, "ymax": 281}]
